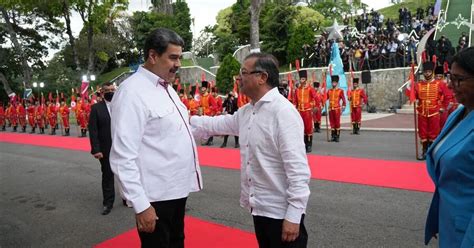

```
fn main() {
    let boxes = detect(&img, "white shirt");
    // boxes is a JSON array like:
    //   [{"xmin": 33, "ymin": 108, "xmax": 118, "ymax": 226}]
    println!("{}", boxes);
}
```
[
  {"xmin": 110, "ymin": 66, "xmax": 202, "ymax": 214},
  {"xmin": 190, "ymin": 88, "xmax": 311, "ymax": 224},
  {"xmin": 105, "ymin": 100, "xmax": 111, "ymax": 115}
]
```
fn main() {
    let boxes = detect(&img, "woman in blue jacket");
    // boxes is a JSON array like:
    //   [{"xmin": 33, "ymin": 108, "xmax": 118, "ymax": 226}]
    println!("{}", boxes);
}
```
[{"xmin": 424, "ymin": 47, "xmax": 474, "ymax": 248}]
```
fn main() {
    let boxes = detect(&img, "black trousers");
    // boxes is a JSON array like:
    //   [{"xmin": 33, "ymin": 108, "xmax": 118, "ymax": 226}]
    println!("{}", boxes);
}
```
[
  {"xmin": 138, "ymin": 197, "xmax": 187, "ymax": 248},
  {"xmin": 253, "ymin": 215, "xmax": 308, "ymax": 248},
  {"xmin": 99, "ymin": 157, "xmax": 115, "ymax": 208}
]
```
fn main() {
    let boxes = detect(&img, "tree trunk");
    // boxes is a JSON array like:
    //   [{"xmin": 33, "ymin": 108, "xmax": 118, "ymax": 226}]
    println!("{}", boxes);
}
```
[
  {"xmin": 0, "ymin": 72, "xmax": 14, "ymax": 96},
  {"xmin": 0, "ymin": 7, "xmax": 33, "ymax": 89},
  {"xmin": 63, "ymin": 0, "xmax": 81, "ymax": 71},
  {"xmin": 250, "ymin": 0, "xmax": 262, "ymax": 53},
  {"xmin": 87, "ymin": 0, "xmax": 94, "ymax": 75}
]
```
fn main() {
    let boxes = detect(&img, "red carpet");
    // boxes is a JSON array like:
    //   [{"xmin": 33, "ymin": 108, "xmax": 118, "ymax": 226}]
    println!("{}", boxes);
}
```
[
  {"xmin": 94, "ymin": 216, "xmax": 258, "ymax": 248},
  {"xmin": 0, "ymin": 132, "xmax": 434, "ymax": 192}
]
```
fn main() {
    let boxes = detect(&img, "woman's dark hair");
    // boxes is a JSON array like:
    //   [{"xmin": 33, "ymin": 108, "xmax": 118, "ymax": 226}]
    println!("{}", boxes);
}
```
[
  {"xmin": 144, "ymin": 28, "xmax": 184, "ymax": 59},
  {"xmin": 451, "ymin": 46, "xmax": 474, "ymax": 75},
  {"xmin": 244, "ymin": 53, "xmax": 280, "ymax": 88}
]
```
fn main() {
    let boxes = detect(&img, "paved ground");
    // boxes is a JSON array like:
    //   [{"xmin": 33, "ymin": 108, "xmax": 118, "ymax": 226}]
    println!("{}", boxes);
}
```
[{"xmin": 0, "ymin": 128, "xmax": 437, "ymax": 247}]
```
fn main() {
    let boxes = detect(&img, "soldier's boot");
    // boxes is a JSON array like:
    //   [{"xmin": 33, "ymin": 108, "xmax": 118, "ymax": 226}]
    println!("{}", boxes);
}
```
[
  {"xmin": 13, "ymin": 126, "xmax": 17, "ymax": 132},
  {"xmin": 40, "ymin": 128, "xmax": 45, "ymax": 134},
  {"xmin": 303, "ymin": 135, "xmax": 309, "ymax": 152},
  {"xmin": 51, "ymin": 128, "xmax": 56, "ymax": 135},
  {"xmin": 22, "ymin": 126, "xmax": 26, "ymax": 132},
  {"xmin": 315, "ymin": 123, "xmax": 321, "ymax": 133},
  {"xmin": 352, "ymin": 123, "xmax": 356, "ymax": 134},
  {"xmin": 220, "ymin": 136, "xmax": 228, "ymax": 148},
  {"xmin": 30, "ymin": 127, "xmax": 35, "ymax": 133},
  {"xmin": 335, "ymin": 130, "xmax": 340, "ymax": 142},
  {"xmin": 205, "ymin": 136, "xmax": 213, "ymax": 146},
  {"xmin": 1, "ymin": 125, "xmax": 5, "ymax": 131},
  {"xmin": 331, "ymin": 130, "xmax": 336, "ymax": 142},
  {"xmin": 421, "ymin": 141, "xmax": 428, "ymax": 160},
  {"xmin": 306, "ymin": 135, "xmax": 313, "ymax": 153},
  {"xmin": 82, "ymin": 129, "xmax": 87, "ymax": 137},
  {"xmin": 64, "ymin": 128, "xmax": 70, "ymax": 136},
  {"xmin": 354, "ymin": 123, "xmax": 359, "ymax": 134},
  {"xmin": 234, "ymin": 136, "xmax": 239, "ymax": 148}
]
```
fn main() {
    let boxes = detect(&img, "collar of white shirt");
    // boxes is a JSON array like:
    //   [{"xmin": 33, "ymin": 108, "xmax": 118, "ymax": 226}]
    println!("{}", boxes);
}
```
[
  {"xmin": 252, "ymin": 87, "xmax": 279, "ymax": 106},
  {"xmin": 137, "ymin": 66, "xmax": 168, "ymax": 88}
]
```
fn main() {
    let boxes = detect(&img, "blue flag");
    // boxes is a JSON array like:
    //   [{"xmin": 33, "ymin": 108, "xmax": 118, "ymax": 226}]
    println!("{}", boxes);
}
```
[{"xmin": 326, "ymin": 42, "xmax": 349, "ymax": 115}]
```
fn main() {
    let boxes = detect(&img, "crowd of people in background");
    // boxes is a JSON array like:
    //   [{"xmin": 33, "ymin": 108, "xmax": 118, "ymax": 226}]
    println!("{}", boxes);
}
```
[{"xmin": 304, "ymin": 5, "xmax": 468, "ymax": 71}]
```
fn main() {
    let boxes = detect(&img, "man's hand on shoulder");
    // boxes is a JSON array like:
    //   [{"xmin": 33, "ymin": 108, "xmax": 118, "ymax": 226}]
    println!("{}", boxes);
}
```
[{"xmin": 136, "ymin": 206, "xmax": 158, "ymax": 233}]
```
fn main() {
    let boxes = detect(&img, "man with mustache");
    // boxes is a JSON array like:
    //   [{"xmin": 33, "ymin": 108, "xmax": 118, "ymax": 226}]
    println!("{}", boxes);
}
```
[{"xmin": 110, "ymin": 28, "xmax": 202, "ymax": 247}]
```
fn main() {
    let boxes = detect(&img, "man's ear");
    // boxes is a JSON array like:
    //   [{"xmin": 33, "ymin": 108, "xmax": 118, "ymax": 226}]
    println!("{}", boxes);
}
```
[{"xmin": 259, "ymin": 72, "xmax": 269, "ymax": 85}]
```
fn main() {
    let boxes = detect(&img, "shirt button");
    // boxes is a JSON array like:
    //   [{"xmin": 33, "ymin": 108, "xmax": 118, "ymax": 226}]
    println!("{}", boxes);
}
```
[
  {"xmin": 246, "ymin": 144, "xmax": 249, "ymax": 147},
  {"xmin": 248, "ymin": 178, "xmax": 251, "ymax": 182},
  {"xmin": 247, "ymin": 161, "xmax": 250, "ymax": 165},
  {"xmin": 250, "ymin": 194, "xmax": 254, "ymax": 197},
  {"xmin": 253, "ymin": 112, "xmax": 255, "ymax": 115}
]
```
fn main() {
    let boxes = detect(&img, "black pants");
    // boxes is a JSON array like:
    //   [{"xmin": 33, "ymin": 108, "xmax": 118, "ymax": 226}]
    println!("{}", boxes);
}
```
[
  {"xmin": 253, "ymin": 215, "xmax": 308, "ymax": 248},
  {"xmin": 99, "ymin": 157, "xmax": 115, "ymax": 208},
  {"xmin": 138, "ymin": 197, "xmax": 187, "ymax": 248}
]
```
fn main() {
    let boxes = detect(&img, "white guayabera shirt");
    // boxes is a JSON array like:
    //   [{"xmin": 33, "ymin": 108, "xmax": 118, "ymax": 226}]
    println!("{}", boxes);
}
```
[
  {"xmin": 191, "ymin": 87, "xmax": 311, "ymax": 224},
  {"xmin": 110, "ymin": 66, "xmax": 202, "ymax": 214}
]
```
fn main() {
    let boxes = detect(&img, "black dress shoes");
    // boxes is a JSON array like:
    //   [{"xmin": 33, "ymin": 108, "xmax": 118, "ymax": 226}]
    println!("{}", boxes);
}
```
[{"xmin": 102, "ymin": 206, "xmax": 112, "ymax": 215}]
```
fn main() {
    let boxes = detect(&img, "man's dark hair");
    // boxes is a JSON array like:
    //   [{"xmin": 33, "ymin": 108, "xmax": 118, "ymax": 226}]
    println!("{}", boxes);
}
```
[
  {"xmin": 144, "ymin": 28, "xmax": 184, "ymax": 60},
  {"xmin": 244, "ymin": 53, "xmax": 280, "ymax": 88},
  {"xmin": 451, "ymin": 47, "xmax": 474, "ymax": 75},
  {"xmin": 102, "ymin": 81, "xmax": 113, "ymax": 88}
]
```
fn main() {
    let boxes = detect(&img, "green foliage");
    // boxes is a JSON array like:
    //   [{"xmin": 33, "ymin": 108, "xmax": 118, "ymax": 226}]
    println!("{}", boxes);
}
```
[
  {"xmin": 129, "ymin": 1, "xmax": 193, "ymax": 54},
  {"xmin": 173, "ymin": 0, "xmax": 193, "ymax": 51},
  {"xmin": 129, "ymin": 11, "xmax": 175, "ymax": 54},
  {"xmin": 210, "ymin": 1, "xmax": 250, "ymax": 60},
  {"xmin": 292, "ymin": 6, "xmax": 324, "ymax": 32},
  {"xmin": 36, "ymin": 53, "xmax": 80, "ymax": 98},
  {"xmin": 230, "ymin": 0, "xmax": 251, "ymax": 45},
  {"xmin": 215, "ymin": 54, "xmax": 240, "ymax": 94},
  {"xmin": 261, "ymin": 4, "xmax": 296, "ymax": 65},
  {"xmin": 287, "ymin": 23, "xmax": 315, "ymax": 65}
]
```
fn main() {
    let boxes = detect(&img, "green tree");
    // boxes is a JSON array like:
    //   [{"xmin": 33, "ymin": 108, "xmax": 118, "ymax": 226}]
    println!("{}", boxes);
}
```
[
  {"xmin": 172, "ymin": 0, "xmax": 192, "ymax": 51},
  {"xmin": 0, "ymin": 1, "xmax": 62, "ymax": 96},
  {"xmin": 287, "ymin": 23, "xmax": 315, "ymax": 65},
  {"xmin": 261, "ymin": 4, "xmax": 296, "ymax": 65},
  {"xmin": 216, "ymin": 54, "xmax": 240, "ymax": 94}
]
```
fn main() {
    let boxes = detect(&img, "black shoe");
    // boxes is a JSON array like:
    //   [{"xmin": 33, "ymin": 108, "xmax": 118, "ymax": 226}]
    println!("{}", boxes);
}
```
[
  {"xmin": 122, "ymin": 199, "xmax": 127, "ymax": 207},
  {"xmin": 220, "ymin": 143, "xmax": 227, "ymax": 148},
  {"xmin": 101, "ymin": 206, "xmax": 112, "ymax": 215},
  {"xmin": 235, "ymin": 144, "xmax": 240, "ymax": 148}
]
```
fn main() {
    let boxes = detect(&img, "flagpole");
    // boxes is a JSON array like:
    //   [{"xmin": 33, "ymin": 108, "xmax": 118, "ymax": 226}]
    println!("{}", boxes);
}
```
[
  {"xmin": 325, "ymin": 104, "xmax": 330, "ymax": 142},
  {"xmin": 414, "ymin": 100, "xmax": 420, "ymax": 160}
]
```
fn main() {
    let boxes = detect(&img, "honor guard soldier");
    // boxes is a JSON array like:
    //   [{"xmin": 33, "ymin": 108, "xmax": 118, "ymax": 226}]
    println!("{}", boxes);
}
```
[
  {"xmin": 312, "ymin": 81, "xmax": 322, "ymax": 133},
  {"xmin": 348, "ymin": 78, "xmax": 368, "ymax": 134},
  {"xmin": 187, "ymin": 92, "xmax": 199, "ymax": 116},
  {"xmin": 60, "ymin": 100, "xmax": 70, "ymax": 136},
  {"xmin": 436, "ymin": 66, "xmax": 458, "ymax": 128},
  {"xmin": 327, "ymin": 75, "xmax": 346, "ymax": 142},
  {"xmin": 0, "ymin": 102, "xmax": 5, "ymax": 131},
  {"xmin": 47, "ymin": 100, "xmax": 58, "ymax": 135},
  {"xmin": 27, "ymin": 101, "xmax": 36, "ymax": 133},
  {"xmin": 198, "ymin": 81, "xmax": 217, "ymax": 145},
  {"xmin": 17, "ymin": 101, "xmax": 27, "ymax": 132},
  {"xmin": 415, "ymin": 61, "xmax": 445, "ymax": 159},
  {"xmin": 294, "ymin": 70, "xmax": 318, "ymax": 152},
  {"xmin": 35, "ymin": 101, "xmax": 46, "ymax": 134},
  {"xmin": 9, "ymin": 102, "xmax": 18, "ymax": 132}
]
